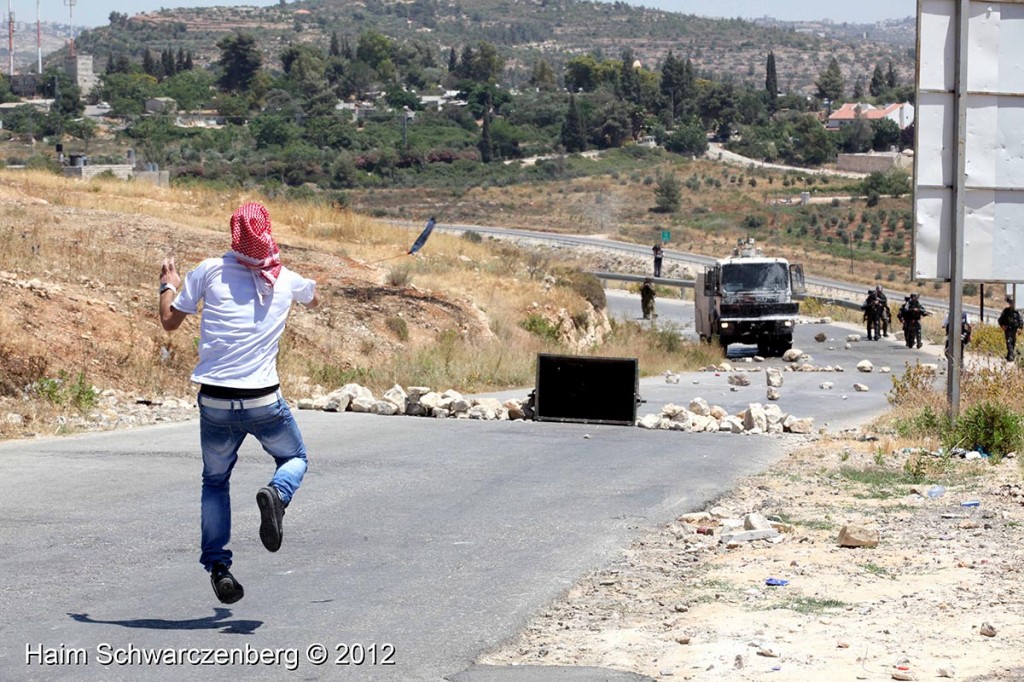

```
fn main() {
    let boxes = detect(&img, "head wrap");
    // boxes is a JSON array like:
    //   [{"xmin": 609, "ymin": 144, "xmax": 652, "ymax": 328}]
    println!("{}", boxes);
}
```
[{"xmin": 230, "ymin": 202, "xmax": 281, "ymax": 303}]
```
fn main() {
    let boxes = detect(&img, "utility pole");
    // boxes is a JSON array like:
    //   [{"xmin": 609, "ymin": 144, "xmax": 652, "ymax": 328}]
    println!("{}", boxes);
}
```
[
  {"xmin": 36, "ymin": 0, "xmax": 41, "ymax": 75},
  {"xmin": 64, "ymin": 0, "xmax": 76, "ymax": 56},
  {"xmin": 7, "ymin": 0, "xmax": 14, "ymax": 78}
]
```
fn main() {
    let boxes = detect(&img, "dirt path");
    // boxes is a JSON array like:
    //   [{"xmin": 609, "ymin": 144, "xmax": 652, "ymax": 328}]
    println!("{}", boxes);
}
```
[{"xmin": 480, "ymin": 428, "xmax": 1024, "ymax": 681}]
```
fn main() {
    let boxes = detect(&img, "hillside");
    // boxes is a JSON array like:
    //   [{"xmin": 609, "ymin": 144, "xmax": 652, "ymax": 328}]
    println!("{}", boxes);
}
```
[
  {"xmin": 0, "ymin": 169, "xmax": 723, "ymax": 441},
  {"xmin": 65, "ymin": 0, "xmax": 912, "ymax": 95}
]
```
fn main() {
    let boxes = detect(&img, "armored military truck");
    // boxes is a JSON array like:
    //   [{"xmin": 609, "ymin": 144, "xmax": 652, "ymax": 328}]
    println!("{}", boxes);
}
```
[{"xmin": 695, "ymin": 238, "xmax": 805, "ymax": 357}]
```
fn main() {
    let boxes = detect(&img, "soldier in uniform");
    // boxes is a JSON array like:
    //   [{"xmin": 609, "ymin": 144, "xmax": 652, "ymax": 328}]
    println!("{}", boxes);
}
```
[
  {"xmin": 998, "ymin": 298, "xmax": 1023, "ymax": 362},
  {"xmin": 641, "ymin": 277, "xmax": 657, "ymax": 320}
]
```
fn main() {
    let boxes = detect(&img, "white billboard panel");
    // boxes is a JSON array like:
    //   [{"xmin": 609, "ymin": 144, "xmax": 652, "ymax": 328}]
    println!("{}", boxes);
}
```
[{"xmin": 914, "ymin": 0, "xmax": 1024, "ymax": 282}]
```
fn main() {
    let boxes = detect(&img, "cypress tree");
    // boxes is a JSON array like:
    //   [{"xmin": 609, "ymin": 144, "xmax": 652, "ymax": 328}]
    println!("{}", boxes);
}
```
[
  {"xmin": 765, "ymin": 51, "xmax": 778, "ymax": 110},
  {"xmin": 561, "ymin": 93, "xmax": 587, "ymax": 153}
]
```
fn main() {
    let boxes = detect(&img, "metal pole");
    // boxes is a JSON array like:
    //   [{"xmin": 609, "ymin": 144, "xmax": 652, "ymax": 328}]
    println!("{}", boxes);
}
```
[
  {"xmin": 980, "ymin": 283, "xmax": 985, "ymax": 323},
  {"xmin": 947, "ymin": 0, "xmax": 969, "ymax": 422}
]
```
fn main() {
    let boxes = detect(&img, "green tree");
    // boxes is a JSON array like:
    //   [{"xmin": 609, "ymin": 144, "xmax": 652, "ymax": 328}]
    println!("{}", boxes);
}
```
[
  {"xmin": 816, "ymin": 57, "xmax": 845, "ymax": 102},
  {"xmin": 852, "ymin": 76, "xmax": 865, "ymax": 100},
  {"xmin": 64, "ymin": 117, "xmax": 97, "ymax": 151},
  {"xmin": 869, "ymin": 63, "xmax": 886, "ymax": 97},
  {"xmin": 457, "ymin": 41, "xmax": 504, "ymax": 84},
  {"xmin": 143, "ymin": 48, "xmax": 158, "ymax": 78},
  {"xmin": 765, "ymin": 50, "xmax": 778, "ymax": 110},
  {"xmin": 356, "ymin": 31, "xmax": 392, "ymax": 71},
  {"xmin": 478, "ymin": 110, "xmax": 493, "ymax": 163},
  {"xmin": 98, "ymin": 72, "xmax": 157, "ymax": 116},
  {"xmin": 565, "ymin": 55, "xmax": 599, "ymax": 93},
  {"xmin": 653, "ymin": 172, "xmax": 682, "ymax": 213},
  {"xmin": 871, "ymin": 118, "xmax": 901, "ymax": 151},
  {"xmin": 216, "ymin": 33, "xmax": 263, "ymax": 93},
  {"xmin": 886, "ymin": 60, "xmax": 899, "ymax": 89},
  {"xmin": 561, "ymin": 93, "xmax": 586, "ymax": 152},
  {"xmin": 250, "ymin": 114, "xmax": 300, "ymax": 149},
  {"xmin": 329, "ymin": 31, "xmax": 341, "ymax": 58},
  {"xmin": 791, "ymin": 114, "xmax": 835, "ymax": 165},
  {"xmin": 618, "ymin": 48, "xmax": 642, "ymax": 105},
  {"xmin": 530, "ymin": 59, "xmax": 557, "ymax": 91},
  {"xmin": 664, "ymin": 119, "xmax": 708, "ymax": 156},
  {"xmin": 660, "ymin": 50, "xmax": 687, "ymax": 121},
  {"xmin": 158, "ymin": 69, "xmax": 215, "ymax": 111}
]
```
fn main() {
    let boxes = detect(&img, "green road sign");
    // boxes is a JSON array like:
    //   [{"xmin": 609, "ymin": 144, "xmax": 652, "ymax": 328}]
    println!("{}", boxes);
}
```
[{"xmin": 661, "ymin": 230, "xmax": 670, "ymax": 243}]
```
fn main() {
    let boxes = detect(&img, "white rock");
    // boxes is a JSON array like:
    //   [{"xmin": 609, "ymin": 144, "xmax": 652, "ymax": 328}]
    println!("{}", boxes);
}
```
[
  {"xmin": 763, "ymin": 404, "xmax": 785, "ymax": 425},
  {"xmin": 662, "ymin": 403, "xmax": 689, "ymax": 419},
  {"xmin": 837, "ymin": 524, "xmax": 879, "ymax": 548},
  {"xmin": 382, "ymin": 384, "xmax": 408, "ymax": 412},
  {"xmin": 781, "ymin": 348, "xmax": 804, "ymax": 362},
  {"xmin": 820, "ymin": 381, "xmax": 834, "ymax": 390},
  {"xmin": 783, "ymin": 415, "xmax": 814, "ymax": 434},
  {"xmin": 710, "ymin": 405, "xmax": 728, "ymax": 420},
  {"xmin": 856, "ymin": 359, "xmax": 874, "ymax": 373},
  {"xmin": 844, "ymin": 343, "xmax": 852, "ymax": 350},
  {"xmin": 349, "ymin": 396, "xmax": 376, "ymax": 412},
  {"xmin": 766, "ymin": 368, "xmax": 783, "ymax": 388},
  {"xmin": 688, "ymin": 397, "xmax": 710, "ymax": 416},
  {"xmin": 369, "ymin": 400, "xmax": 400, "ymax": 415},
  {"xmin": 467, "ymin": 404, "xmax": 496, "ymax": 420},
  {"xmin": 721, "ymin": 416, "xmax": 745, "ymax": 433},
  {"xmin": 742, "ymin": 403, "xmax": 767, "ymax": 432},
  {"xmin": 853, "ymin": 383, "xmax": 870, "ymax": 392},
  {"xmin": 847, "ymin": 334, "xmax": 861, "ymax": 342},
  {"xmin": 728, "ymin": 374, "xmax": 751, "ymax": 386},
  {"xmin": 744, "ymin": 513, "xmax": 774, "ymax": 531},
  {"xmin": 766, "ymin": 387, "xmax": 780, "ymax": 401},
  {"xmin": 879, "ymin": 366, "xmax": 892, "ymax": 374},
  {"xmin": 638, "ymin": 414, "xmax": 662, "ymax": 429}
]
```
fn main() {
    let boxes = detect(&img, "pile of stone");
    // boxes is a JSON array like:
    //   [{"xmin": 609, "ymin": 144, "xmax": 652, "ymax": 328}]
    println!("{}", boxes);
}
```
[
  {"xmin": 297, "ymin": 384, "xmax": 529, "ymax": 420},
  {"xmin": 636, "ymin": 398, "xmax": 813, "ymax": 435},
  {"xmin": 295, "ymin": 384, "xmax": 815, "ymax": 436}
]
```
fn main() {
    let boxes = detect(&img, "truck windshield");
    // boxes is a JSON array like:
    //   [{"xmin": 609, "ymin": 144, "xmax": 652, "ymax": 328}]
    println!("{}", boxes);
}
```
[{"xmin": 721, "ymin": 263, "xmax": 789, "ymax": 293}]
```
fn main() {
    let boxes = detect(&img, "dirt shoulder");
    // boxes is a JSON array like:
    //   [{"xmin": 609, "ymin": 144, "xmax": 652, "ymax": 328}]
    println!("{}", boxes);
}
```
[{"xmin": 480, "ymin": 432, "xmax": 1024, "ymax": 681}]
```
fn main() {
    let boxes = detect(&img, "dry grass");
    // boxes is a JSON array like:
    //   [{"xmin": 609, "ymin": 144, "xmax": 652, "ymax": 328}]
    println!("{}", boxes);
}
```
[{"xmin": 0, "ymin": 169, "xmax": 722, "ymax": 439}]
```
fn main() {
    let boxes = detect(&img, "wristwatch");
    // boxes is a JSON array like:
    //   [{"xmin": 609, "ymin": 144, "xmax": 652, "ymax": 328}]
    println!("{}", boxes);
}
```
[{"xmin": 159, "ymin": 283, "xmax": 177, "ymax": 295}]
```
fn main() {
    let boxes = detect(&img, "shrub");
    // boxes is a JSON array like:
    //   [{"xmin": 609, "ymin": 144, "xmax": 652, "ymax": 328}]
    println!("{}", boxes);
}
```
[
  {"xmin": 558, "ymin": 271, "xmax": 606, "ymax": 311},
  {"xmin": 30, "ymin": 371, "xmax": 98, "ymax": 411},
  {"xmin": 461, "ymin": 230, "xmax": 483, "ymax": 243},
  {"xmin": 519, "ymin": 313, "xmax": 561, "ymax": 342},
  {"xmin": 385, "ymin": 316, "xmax": 409, "ymax": 341},
  {"xmin": 947, "ymin": 401, "xmax": 1024, "ymax": 459},
  {"xmin": 387, "ymin": 266, "xmax": 413, "ymax": 287}
]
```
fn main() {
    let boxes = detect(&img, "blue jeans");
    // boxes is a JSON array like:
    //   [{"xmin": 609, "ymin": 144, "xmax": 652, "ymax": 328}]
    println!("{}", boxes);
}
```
[{"xmin": 198, "ymin": 395, "xmax": 308, "ymax": 571}]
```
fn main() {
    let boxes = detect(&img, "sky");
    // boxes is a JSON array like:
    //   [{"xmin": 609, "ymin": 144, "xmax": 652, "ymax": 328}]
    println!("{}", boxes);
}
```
[{"xmin": 18, "ymin": 0, "xmax": 917, "ymax": 30}]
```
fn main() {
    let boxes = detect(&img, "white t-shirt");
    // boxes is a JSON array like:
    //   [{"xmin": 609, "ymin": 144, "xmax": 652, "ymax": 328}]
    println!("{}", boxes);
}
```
[{"xmin": 172, "ymin": 254, "xmax": 317, "ymax": 389}]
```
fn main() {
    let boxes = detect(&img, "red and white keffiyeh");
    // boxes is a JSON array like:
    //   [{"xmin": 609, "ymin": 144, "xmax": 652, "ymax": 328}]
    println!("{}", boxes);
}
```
[{"xmin": 230, "ymin": 202, "xmax": 281, "ymax": 303}]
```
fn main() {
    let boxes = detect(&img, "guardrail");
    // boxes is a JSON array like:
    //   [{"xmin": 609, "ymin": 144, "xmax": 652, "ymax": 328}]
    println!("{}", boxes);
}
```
[{"xmin": 586, "ymin": 271, "xmax": 866, "ymax": 313}]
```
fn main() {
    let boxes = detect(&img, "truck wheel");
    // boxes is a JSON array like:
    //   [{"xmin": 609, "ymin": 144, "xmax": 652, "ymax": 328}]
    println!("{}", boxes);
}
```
[
  {"xmin": 717, "ymin": 336, "xmax": 729, "ymax": 353},
  {"xmin": 757, "ymin": 340, "xmax": 772, "ymax": 357},
  {"xmin": 775, "ymin": 335, "xmax": 793, "ymax": 355}
]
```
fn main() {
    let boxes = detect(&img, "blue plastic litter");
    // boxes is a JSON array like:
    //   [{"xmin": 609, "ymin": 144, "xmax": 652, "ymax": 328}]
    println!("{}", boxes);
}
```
[
  {"xmin": 961, "ymin": 500, "xmax": 980, "ymax": 507},
  {"xmin": 765, "ymin": 578, "xmax": 789, "ymax": 586}
]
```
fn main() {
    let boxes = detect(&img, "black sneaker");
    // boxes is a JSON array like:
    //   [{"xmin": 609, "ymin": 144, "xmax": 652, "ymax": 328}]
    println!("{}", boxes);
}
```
[
  {"xmin": 257, "ymin": 486, "xmax": 286, "ymax": 552},
  {"xmin": 210, "ymin": 563, "xmax": 244, "ymax": 604}
]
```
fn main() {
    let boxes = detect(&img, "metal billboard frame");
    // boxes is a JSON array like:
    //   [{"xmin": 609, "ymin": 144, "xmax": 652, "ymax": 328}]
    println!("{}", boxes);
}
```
[{"xmin": 914, "ymin": 0, "xmax": 1024, "ymax": 415}]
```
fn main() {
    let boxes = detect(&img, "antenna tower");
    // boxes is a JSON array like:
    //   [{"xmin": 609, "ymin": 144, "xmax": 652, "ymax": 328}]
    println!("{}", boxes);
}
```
[
  {"xmin": 64, "ymin": 0, "xmax": 76, "ymax": 56},
  {"xmin": 7, "ymin": 0, "xmax": 13, "ymax": 78}
]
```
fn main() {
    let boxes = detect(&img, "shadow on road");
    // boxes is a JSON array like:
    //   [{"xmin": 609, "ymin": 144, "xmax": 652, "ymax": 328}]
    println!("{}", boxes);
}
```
[{"xmin": 68, "ymin": 608, "xmax": 262, "ymax": 635}]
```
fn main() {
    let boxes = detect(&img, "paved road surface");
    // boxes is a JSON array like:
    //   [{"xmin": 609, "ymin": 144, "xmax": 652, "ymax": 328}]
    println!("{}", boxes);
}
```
[{"xmin": 0, "ymin": 320, "xmax": 932, "ymax": 682}]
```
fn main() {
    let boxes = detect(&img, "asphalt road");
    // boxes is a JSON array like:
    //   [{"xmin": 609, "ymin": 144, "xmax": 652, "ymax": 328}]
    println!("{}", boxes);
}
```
[{"xmin": 0, "ymin": 317, "xmax": 933, "ymax": 682}]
